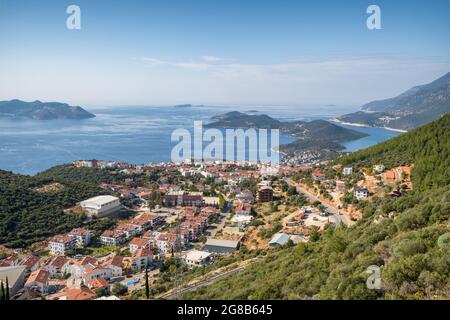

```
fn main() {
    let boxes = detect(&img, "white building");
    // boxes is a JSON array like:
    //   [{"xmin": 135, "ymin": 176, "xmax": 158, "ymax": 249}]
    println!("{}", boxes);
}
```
[
  {"xmin": 67, "ymin": 228, "xmax": 93, "ymax": 247},
  {"xmin": 48, "ymin": 235, "xmax": 77, "ymax": 256},
  {"xmin": 131, "ymin": 248, "xmax": 153, "ymax": 271},
  {"xmin": 184, "ymin": 250, "xmax": 213, "ymax": 267},
  {"xmin": 129, "ymin": 237, "xmax": 150, "ymax": 256},
  {"xmin": 230, "ymin": 215, "xmax": 253, "ymax": 228},
  {"xmin": 25, "ymin": 268, "xmax": 50, "ymax": 295},
  {"xmin": 44, "ymin": 256, "xmax": 70, "ymax": 278},
  {"xmin": 102, "ymin": 256, "xmax": 123, "ymax": 277},
  {"xmin": 269, "ymin": 233, "xmax": 290, "ymax": 246},
  {"xmin": 80, "ymin": 195, "xmax": 121, "ymax": 218},
  {"xmin": 374, "ymin": 164, "xmax": 385, "ymax": 173},
  {"xmin": 354, "ymin": 188, "xmax": 369, "ymax": 200},
  {"xmin": 100, "ymin": 230, "xmax": 126, "ymax": 246},
  {"xmin": 343, "ymin": 167, "xmax": 353, "ymax": 175}
]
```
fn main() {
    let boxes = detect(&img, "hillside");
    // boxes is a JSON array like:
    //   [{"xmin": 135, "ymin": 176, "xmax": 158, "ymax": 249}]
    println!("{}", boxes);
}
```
[
  {"xmin": 183, "ymin": 115, "xmax": 450, "ymax": 300},
  {"xmin": 338, "ymin": 72, "xmax": 450, "ymax": 130},
  {"xmin": 0, "ymin": 99, "xmax": 95, "ymax": 120},
  {"xmin": 337, "ymin": 114, "xmax": 450, "ymax": 191},
  {"xmin": 207, "ymin": 111, "xmax": 283, "ymax": 129},
  {"xmin": 0, "ymin": 169, "xmax": 114, "ymax": 248}
]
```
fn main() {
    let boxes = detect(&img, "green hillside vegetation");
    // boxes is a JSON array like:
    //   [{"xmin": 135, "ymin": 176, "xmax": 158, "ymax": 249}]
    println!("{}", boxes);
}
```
[
  {"xmin": 183, "ymin": 115, "xmax": 450, "ymax": 300},
  {"xmin": 337, "ymin": 114, "xmax": 449, "ymax": 191},
  {"xmin": 0, "ymin": 169, "xmax": 114, "ymax": 248},
  {"xmin": 38, "ymin": 164, "xmax": 161, "ymax": 188}
]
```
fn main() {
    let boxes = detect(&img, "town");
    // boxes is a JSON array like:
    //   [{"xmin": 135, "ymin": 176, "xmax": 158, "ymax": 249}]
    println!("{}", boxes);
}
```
[{"xmin": 0, "ymin": 157, "xmax": 413, "ymax": 300}]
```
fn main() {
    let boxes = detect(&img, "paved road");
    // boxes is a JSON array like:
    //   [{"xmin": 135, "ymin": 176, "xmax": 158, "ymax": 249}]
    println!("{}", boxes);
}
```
[{"xmin": 284, "ymin": 177, "xmax": 350, "ymax": 226}]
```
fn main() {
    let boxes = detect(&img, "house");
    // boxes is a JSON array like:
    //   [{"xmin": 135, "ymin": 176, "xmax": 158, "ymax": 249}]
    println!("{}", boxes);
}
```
[
  {"xmin": 235, "ymin": 203, "xmax": 252, "ymax": 216},
  {"xmin": 131, "ymin": 247, "xmax": 153, "ymax": 271},
  {"xmin": 128, "ymin": 213, "xmax": 164, "ymax": 232},
  {"xmin": 82, "ymin": 266, "xmax": 113, "ymax": 284},
  {"xmin": 203, "ymin": 238, "xmax": 240, "ymax": 255},
  {"xmin": 95, "ymin": 295, "xmax": 121, "ymax": 300},
  {"xmin": 269, "ymin": 233, "xmax": 290, "ymax": 246},
  {"xmin": 100, "ymin": 230, "xmax": 126, "ymax": 246},
  {"xmin": 70, "ymin": 256, "xmax": 99, "ymax": 280},
  {"xmin": 230, "ymin": 215, "xmax": 253, "ymax": 228},
  {"xmin": 354, "ymin": 188, "xmax": 369, "ymax": 200},
  {"xmin": 115, "ymin": 223, "xmax": 140, "ymax": 239},
  {"xmin": 102, "ymin": 255, "xmax": 123, "ymax": 277},
  {"xmin": 44, "ymin": 256, "xmax": 70, "ymax": 278},
  {"xmin": 183, "ymin": 250, "xmax": 213, "ymax": 267},
  {"xmin": 129, "ymin": 237, "xmax": 150, "ymax": 255},
  {"xmin": 25, "ymin": 268, "xmax": 50, "ymax": 295},
  {"xmin": 67, "ymin": 228, "xmax": 93, "ymax": 247},
  {"xmin": 257, "ymin": 187, "xmax": 273, "ymax": 203},
  {"xmin": 0, "ymin": 255, "xmax": 19, "ymax": 267},
  {"xmin": 335, "ymin": 180, "xmax": 346, "ymax": 193},
  {"xmin": 164, "ymin": 191, "xmax": 204, "ymax": 207},
  {"xmin": 312, "ymin": 169, "xmax": 326, "ymax": 181},
  {"xmin": 374, "ymin": 164, "xmax": 385, "ymax": 173},
  {"xmin": 156, "ymin": 234, "xmax": 177, "ymax": 253},
  {"xmin": 343, "ymin": 167, "xmax": 353, "ymax": 175},
  {"xmin": 80, "ymin": 195, "xmax": 121, "ymax": 218},
  {"xmin": 48, "ymin": 235, "xmax": 77, "ymax": 256},
  {"xmin": 49, "ymin": 286, "xmax": 96, "ymax": 301},
  {"xmin": 87, "ymin": 277, "xmax": 110, "ymax": 292},
  {"xmin": 0, "ymin": 266, "xmax": 27, "ymax": 296},
  {"xmin": 18, "ymin": 255, "xmax": 41, "ymax": 275}
]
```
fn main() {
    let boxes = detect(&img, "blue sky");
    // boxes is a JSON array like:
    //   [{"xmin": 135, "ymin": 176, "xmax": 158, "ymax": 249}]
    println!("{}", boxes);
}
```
[{"xmin": 0, "ymin": 0, "xmax": 449, "ymax": 107}]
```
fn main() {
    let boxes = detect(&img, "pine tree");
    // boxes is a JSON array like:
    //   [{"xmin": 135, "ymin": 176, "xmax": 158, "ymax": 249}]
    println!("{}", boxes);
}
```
[
  {"xmin": 5, "ymin": 277, "xmax": 10, "ymax": 301},
  {"xmin": 145, "ymin": 268, "xmax": 150, "ymax": 299},
  {"xmin": 0, "ymin": 281, "xmax": 5, "ymax": 301}
]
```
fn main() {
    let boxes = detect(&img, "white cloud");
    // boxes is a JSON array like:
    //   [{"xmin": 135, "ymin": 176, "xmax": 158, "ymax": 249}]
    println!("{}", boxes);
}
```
[
  {"xmin": 3, "ymin": 55, "xmax": 449, "ymax": 106},
  {"xmin": 141, "ymin": 57, "xmax": 165, "ymax": 65},
  {"xmin": 202, "ymin": 55, "xmax": 225, "ymax": 62}
]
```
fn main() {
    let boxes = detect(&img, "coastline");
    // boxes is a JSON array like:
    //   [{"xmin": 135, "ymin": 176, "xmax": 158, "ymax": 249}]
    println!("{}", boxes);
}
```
[{"xmin": 332, "ymin": 118, "xmax": 408, "ymax": 133}]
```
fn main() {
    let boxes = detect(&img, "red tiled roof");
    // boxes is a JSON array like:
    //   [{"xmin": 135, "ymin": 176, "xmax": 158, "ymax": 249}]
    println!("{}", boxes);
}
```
[
  {"xmin": 49, "ymin": 234, "xmax": 74, "ymax": 244},
  {"xmin": 79, "ymin": 256, "xmax": 98, "ymax": 266},
  {"xmin": 101, "ymin": 230, "xmax": 124, "ymax": 239},
  {"xmin": 134, "ymin": 247, "xmax": 153, "ymax": 258},
  {"xmin": 87, "ymin": 277, "xmax": 110, "ymax": 290},
  {"xmin": 48, "ymin": 256, "xmax": 68, "ymax": 269},
  {"xmin": 26, "ymin": 268, "xmax": 50, "ymax": 284},
  {"xmin": 129, "ymin": 237, "xmax": 149, "ymax": 247},
  {"xmin": 104, "ymin": 255, "xmax": 123, "ymax": 268},
  {"xmin": 52, "ymin": 286, "xmax": 96, "ymax": 301},
  {"xmin": 19, "ymin": 255, "xmax": 41, "ymax": 269}
]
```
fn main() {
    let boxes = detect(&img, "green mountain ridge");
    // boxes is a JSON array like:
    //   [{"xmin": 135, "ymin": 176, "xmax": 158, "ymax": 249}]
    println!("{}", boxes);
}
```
[
  {"xmin": 207, "ymin": 111, "xmax": 369, "ymax": 153},
  {"xmin": 338, "ymin": 72, "xmax": 450, "ymax": 131}
]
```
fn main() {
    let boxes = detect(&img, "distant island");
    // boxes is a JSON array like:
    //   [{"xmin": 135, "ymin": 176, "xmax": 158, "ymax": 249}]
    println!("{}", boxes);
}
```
[
  {"xmin": 206, "ymin": 111, "xmax": 368, "ymax": 158},
  {"xmin": 337, "ymin": 72, "xmax": 450, "ymax": 131},
  {"xmin": 173, "ymin": 104, "xmax": 204, "ymax": 108},
  {"xmin": 0, "ymin": 99, "xmax": 96, "ymax": 120}
]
